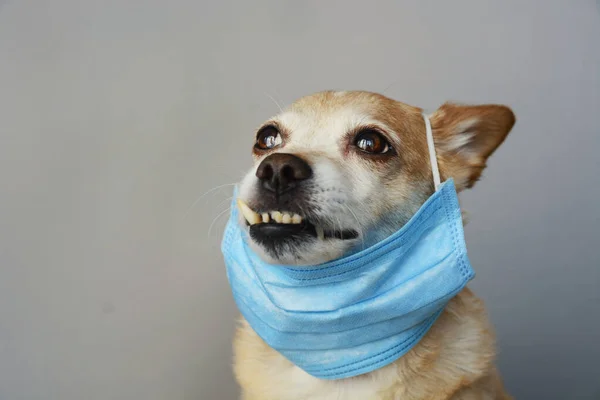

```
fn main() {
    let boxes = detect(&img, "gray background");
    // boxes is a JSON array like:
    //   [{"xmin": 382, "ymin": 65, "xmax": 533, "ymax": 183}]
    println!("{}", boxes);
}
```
[{"xmin": 1, "ymin": 1, "xmax": 599, "ymax": 399}]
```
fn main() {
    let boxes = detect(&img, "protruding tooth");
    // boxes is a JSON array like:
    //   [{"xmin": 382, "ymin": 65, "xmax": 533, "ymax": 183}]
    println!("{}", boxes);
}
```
[
  {"xmin": 282, "ymin": 213, "xmax": 292, "ymax": 224},
  {"xmin": 237, "ymin": 199, "xmax": 261, "ymax": 225},
  {"xmin": 271, "ymin": 211, "xmax": 283, "ymax": 223},
  {"xmin": 262, "ymin": 213, "xmax": 270, "ymax": 223},
  {"xmin": 316, "ymin": 225, "xmax": 325, "ymax": 240},
  {"xmin": 292, "ymin": 214, "xmax": 302, "ymax": 224}
]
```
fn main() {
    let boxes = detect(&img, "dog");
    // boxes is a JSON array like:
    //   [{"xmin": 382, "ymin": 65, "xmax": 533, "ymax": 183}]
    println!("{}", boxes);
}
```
[{"xmin": 230, "ymin": 90, "xmax": 515, "ymax": 400}]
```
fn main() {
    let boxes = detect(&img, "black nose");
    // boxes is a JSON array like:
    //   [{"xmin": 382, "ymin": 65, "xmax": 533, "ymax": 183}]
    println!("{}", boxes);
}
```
[{"xmin": 256, "ymin": 153, "xmax": 312, "ymax": 195}]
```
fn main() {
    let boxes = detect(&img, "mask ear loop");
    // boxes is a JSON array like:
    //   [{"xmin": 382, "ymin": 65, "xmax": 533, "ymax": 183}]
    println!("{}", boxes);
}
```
[{"xmin": 423, "ymin": 113, "xmax": 441, "ymax": 191}]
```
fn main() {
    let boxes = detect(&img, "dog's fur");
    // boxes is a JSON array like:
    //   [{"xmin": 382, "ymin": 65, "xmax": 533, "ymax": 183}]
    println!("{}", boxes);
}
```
[{"xmin": 231, "ymin": 91, "xmax": 515, "ymax": 400}]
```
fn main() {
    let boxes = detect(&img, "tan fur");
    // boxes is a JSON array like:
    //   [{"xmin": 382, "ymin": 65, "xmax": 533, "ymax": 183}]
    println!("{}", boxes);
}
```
[{"xmin": 231, "ymin": 91, "xmax": 515, "ymax": 399}]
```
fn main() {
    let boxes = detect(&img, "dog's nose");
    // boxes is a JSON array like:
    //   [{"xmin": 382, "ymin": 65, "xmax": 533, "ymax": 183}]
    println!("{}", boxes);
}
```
[{"xmin": 256, "ymin": 153, "xmax": 312, "ymax": 195}]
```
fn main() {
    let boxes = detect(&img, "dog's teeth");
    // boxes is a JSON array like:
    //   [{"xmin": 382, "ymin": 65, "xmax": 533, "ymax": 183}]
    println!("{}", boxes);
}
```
[
  {"xmin": 237, "ymin": 199, "xmax": 261, "ymax": 225},
  {"xmin": 316, "ymin": 225, "xmax": 325, "ymax": 240},
  {"xmin": 267, "ymin": 211, "xmax": 302, "ymax": 224},
  {"xmin": 271, "ymin": 211, "xmax": 283, "ymax": 223}
]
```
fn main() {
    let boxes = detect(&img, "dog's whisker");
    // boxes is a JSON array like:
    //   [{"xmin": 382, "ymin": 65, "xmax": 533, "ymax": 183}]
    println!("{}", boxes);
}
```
[
  {"xmin": 381, "ymin": 80, "xmax": 399, "ymax": 95},
  {"xmin": 207, "ymin": 207, "xmax": 231, "ymax": 239},
  {"xmin": 333, "ymin": 214, "xmax": 342, "ymax": 239},
  {"xmin": 264, "ymin": 92, "xmax": 284, "ymax": 113},
  {"xmin": 343, "ymin": 204, "xmax": 365, "ymax": 250},
  {"xmin": 185, "ymin": 182, "xmax": 238, "ymax": 217},
  {"xmin": 216, "ymin": 196, "xmax": 234, "ymax": 209}
]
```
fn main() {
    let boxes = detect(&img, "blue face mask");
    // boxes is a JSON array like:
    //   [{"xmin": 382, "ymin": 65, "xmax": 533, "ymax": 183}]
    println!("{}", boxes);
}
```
[{"xmin": 221, "ymin": 114, "xmax": 475, "ymax": 380}]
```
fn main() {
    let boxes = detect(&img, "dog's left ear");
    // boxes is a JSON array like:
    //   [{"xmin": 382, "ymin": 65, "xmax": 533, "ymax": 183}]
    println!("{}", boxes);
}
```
[{"xmin": 429, "ymin": 102, "xmax": 516, "ymax": 191}]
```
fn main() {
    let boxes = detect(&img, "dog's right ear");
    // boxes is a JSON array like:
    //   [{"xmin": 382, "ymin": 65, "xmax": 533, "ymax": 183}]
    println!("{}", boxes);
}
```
[{"xmin": 429, "ymin": 102, "xmax": 516, "ymax": 191}]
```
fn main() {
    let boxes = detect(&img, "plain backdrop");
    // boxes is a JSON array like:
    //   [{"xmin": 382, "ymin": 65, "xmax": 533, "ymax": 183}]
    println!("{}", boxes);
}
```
[{"xmin": 1, "ymin": 1, "xmax": 599, "ymax": 399}]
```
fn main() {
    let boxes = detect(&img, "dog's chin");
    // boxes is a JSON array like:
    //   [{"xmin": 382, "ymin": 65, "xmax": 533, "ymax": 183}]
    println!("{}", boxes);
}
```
[
  {"xmin": 238, "ymin": 214, "xmax": 361, "ymax": 266},
  {"xmin": 248, "ymin": 236, "xmax": 355, "ymax": 266},
  {"xmin": 242, "ymin": 222, "xmax": 356, "ymax": 265},
  {"xmin": 239, "ymin": 212, "xmax": 412, "ymax": 266},
  {"xmin": 247, "ymin": 215, "xmax": 417, "ymax": 266}
]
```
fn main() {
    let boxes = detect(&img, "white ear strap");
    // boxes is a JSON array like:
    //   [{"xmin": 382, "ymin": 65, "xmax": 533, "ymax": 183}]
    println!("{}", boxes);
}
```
[{"xmin": 423, "ymin": 113, "xmax": 441, "ymax": 190}]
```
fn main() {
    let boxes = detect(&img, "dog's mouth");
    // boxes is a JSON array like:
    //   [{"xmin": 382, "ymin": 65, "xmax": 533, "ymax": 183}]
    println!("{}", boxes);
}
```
[{"xmin": 237, "ymin": 199, "xmax": 359, "ymax": 242}]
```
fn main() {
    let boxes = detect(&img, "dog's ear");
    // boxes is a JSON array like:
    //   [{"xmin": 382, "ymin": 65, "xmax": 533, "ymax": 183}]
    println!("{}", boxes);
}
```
[{"xmin": 429, "ymin": 102, "xmax": 516, "ymax": 191}]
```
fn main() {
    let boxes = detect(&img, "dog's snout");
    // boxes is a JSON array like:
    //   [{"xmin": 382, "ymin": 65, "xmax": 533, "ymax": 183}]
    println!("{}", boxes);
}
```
[{"xmin": 256, "ymin": 153, "xmax": 312, "ymax": 195}]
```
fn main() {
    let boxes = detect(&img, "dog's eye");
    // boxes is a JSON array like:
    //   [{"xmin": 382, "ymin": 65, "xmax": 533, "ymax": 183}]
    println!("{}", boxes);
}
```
[
  {"xmin": 354, "ymin": 130, "xmax": 391, "ymax": 154},
  {"xmin": 255, "ymin": 126, "xmax": 283, "ymax": 150}
]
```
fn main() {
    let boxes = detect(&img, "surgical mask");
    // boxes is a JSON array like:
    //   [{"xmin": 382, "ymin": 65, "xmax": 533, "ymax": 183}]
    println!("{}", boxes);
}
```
[{"xmin": 221, "ymin": 114, "xmax": 475, "ymax": 380}]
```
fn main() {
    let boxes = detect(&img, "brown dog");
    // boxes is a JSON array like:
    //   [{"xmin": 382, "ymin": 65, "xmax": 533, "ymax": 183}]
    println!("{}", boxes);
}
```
[{"xmin": 231, "ymin": 91, "xmax": 515, "ymax": 400}]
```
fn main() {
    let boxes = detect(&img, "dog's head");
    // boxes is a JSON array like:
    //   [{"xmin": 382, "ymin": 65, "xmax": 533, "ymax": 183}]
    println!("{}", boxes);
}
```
[{"xmin": 237, "ymin": 91, "xmax": 515, "ymax": 265}]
